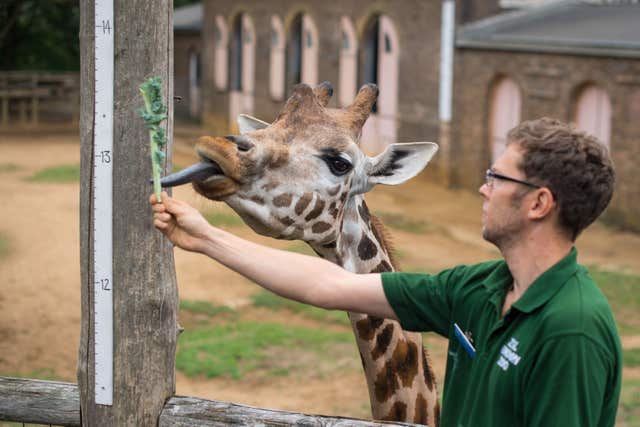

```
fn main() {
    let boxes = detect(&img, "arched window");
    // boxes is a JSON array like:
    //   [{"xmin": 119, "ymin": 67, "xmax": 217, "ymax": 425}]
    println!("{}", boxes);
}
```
[
  {"xmin": 574, "ymin": 84, "xmax": 611, "ymax": 149},
  {"xmin": 339, "ymin": 16, "xmax": 357, "ymax": 107},
  {"xmin": 228, "ymin": 13, "xmax": 255, "ymax": 131},
  {"xmin": 213, "ymin": 15, "xmax": 228, "ymax": 91},
  {"xmin": 489, "ymin": 76, "xmax": 521, "ymax": 162},
  {"xmin": 269, "ymin": 15, "xmax": 285, "ymax": 100},
  {"xmin": 286, "ymin": 13, "xmax": 318, "ymax": 94},
  {"xmin": 359, "ymin": 14, "xmax": 399, "ymax": 153}
]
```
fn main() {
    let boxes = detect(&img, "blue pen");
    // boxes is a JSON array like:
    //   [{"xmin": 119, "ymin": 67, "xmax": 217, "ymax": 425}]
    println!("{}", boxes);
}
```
[{"xmin": 453, "ymin": 323, "xmax": 476, "ymax": 359}]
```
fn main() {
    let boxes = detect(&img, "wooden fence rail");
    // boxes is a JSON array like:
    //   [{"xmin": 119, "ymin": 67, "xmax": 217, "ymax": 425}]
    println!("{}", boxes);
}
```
[{"xmin": 0, "ymin": 377, "xmax": 415, "ymax": 427}]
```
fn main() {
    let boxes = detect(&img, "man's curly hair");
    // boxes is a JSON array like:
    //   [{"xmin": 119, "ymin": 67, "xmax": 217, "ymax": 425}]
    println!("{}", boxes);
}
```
[{"xmin": 507, "ymin": 118, "xmax": 615, "ymax": 241}]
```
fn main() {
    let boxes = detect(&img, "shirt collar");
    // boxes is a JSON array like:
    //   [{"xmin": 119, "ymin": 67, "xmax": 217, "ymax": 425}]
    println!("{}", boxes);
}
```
[{"xmin": 512, "ymin": 247, "xmax": 579, "ymax": 314}]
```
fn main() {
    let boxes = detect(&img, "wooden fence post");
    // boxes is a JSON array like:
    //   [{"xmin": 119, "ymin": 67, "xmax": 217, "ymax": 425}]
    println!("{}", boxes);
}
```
[{"xmin": 78, "ymin": 0, "xmax": 178, "ymax": 425}]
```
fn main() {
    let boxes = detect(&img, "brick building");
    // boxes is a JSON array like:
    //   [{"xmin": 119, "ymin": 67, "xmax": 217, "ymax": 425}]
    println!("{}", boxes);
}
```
[
  {"xmin": 453, "ymin": 2, "xmax": 640, "ymax": 230},
  {"xmin": 174, "ymin": 1, "xmax": 640, "ymax": 230}
]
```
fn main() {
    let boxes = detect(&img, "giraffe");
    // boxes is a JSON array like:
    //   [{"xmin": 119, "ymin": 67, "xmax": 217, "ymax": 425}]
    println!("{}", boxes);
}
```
[{"xmin": 161, "ymin": 82, "xmax": 441, "ymax": 425}]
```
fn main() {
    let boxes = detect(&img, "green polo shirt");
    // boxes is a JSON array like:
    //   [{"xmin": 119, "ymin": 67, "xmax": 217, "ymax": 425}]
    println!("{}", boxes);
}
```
[{"xmin": 381, "ymin": 248, "xmax": 621, "ymax": 427}]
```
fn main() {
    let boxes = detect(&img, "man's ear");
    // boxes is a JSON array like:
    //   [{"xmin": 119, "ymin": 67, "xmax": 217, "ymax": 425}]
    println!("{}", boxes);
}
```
[
  {"xmin": 237, "ymin": 114, "xmax": 270, "ymax": 134},
  {"xmin": 367, "ymin": 142, "xmax": 438, "ymax": 186}
]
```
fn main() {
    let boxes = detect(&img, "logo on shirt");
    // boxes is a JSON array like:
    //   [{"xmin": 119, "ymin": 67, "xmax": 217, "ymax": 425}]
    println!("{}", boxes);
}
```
[{"xmin": 496, "ymin": 337, "xmax": 522, "ymax": 371}]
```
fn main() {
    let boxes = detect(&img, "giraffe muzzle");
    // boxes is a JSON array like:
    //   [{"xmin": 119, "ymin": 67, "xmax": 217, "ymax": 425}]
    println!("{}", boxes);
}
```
[{"xmin": 156, "ymin": 161, "xmax": 223, "ymax": 188}]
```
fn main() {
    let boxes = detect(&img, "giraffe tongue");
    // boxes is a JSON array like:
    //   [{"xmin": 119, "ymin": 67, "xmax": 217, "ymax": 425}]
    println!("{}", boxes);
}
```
[{"xmin": 157, "ymin": 161, "xmax": 222, "ymax": 188}]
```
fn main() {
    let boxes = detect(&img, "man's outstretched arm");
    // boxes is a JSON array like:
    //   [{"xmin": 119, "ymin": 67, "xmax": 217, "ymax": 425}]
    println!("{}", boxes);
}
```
[{"xmin": 150, "ymin": 192, "xmax": 398, "ymax": 320}]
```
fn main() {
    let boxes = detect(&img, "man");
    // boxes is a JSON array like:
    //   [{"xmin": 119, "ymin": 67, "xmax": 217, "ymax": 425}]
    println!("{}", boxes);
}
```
[{"xmin": 151, "ymin": 118, "xmax": 621, "ymax": 426}]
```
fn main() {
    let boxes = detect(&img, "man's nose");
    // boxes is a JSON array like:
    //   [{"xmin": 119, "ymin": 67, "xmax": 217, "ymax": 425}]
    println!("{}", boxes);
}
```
[{"xmin": 479, "ymin": 183, "xmax": 490, "ymax": 198}]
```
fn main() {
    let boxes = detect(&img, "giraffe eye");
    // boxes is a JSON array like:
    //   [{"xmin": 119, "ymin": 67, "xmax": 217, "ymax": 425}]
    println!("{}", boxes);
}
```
[{"xmin": 324, "ymin": 156, "xmax": 352, "ymax": 176}]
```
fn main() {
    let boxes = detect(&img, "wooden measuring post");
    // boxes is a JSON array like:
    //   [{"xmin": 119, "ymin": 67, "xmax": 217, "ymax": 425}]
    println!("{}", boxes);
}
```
[{"xmin": 78, "ymin": 0, "xmax": 178, "ymax": 425}]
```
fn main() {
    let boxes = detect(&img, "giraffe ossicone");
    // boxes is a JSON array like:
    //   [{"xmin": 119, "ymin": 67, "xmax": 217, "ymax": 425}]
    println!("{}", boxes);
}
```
[{"xmin": 160, "ymin": 82, "xmax": 442, "ymax": 426}]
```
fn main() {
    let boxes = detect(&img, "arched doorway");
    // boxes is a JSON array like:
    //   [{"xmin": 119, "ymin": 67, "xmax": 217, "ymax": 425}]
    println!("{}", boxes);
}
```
[
  {"xmin": 228, "ymin": 13, "xmax": 255, "ymax": 132},
  {"xmin": 213, "ymin": 15, "xmax": 228, "ymax": 91},
  {"xmin": 488, "ymin": 76, "xmax": 521, "ymax": 163},
  {"xmin": 269, "ymin": 15, "xmax": 285, "ymax": 100},
  {"xmin": 286, "ymin": 13, "xmax": 318, "ymax": 94},
  {"xmin": 339, "ymin": 16, "xmax": 358, "ymax": 108},
  {"xmin": 359, "ymin": 14, "xmax": 398, "ymax": 154},
  {"xmin": 573, "ymin": 83, "xmax": 611, "ymax": 149},
  {"xmin": 188, "ymin": 49, "xmax": 201, "ymax": 117}
]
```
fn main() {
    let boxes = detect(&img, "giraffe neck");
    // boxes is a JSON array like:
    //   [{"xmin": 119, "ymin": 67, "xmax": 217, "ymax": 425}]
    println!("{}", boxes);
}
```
[{"xmin": 309, "ymin": 196, "xmax": 439, "ymax": 426}]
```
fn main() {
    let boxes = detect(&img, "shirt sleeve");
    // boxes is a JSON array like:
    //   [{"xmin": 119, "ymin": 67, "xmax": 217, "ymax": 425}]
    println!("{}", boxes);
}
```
[
  {"xmin": 381, "ymin": 267, "xmax": 466, "ymax": 335},
  {"xmin": 522, "ymin": 334, "xmax": 618, "ymax": 427}
]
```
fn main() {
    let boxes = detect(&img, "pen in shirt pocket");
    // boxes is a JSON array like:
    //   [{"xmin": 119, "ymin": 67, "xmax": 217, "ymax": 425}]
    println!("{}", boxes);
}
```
[{"xmin": 454, "ymin": 323, "xmax": 476, "ymax": 359}]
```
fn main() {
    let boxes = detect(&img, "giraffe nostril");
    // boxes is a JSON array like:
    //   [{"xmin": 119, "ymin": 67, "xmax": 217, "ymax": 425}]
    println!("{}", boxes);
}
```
[{"xmin": 225, "ymin": 135, "xmax": 254, "ymax": 152}]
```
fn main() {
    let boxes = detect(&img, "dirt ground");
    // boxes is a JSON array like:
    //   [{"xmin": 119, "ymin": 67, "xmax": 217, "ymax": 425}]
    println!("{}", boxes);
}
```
[{"xmin": 1, "ymin": 128, "xmax": 639, "ymax": 419}]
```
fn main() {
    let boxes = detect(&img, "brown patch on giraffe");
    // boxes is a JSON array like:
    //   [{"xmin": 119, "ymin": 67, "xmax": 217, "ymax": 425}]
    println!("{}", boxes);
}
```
[
  {"xmin": 393, "ymin": 339, "xmax": 420, "ymax": 388},
  {"xmin": 372, "ymin": 324, "xmax": 394, "ymax": 360},
  {"xmin": 327, "ymin": 202, "xmax": 339, "ymax": 219},
  {"xmin": 250, "ymin": 195, "xmax": 265, "ymax": 205},
  {"xmin": 339, "ymin": 191, "xmax": 348, "ymax": 204},
  {"xmin": 413, "ymin": 393, "xmax": 429, "ymax": 424},
  {"xmin": 276, "ymin": 216, "xmax": 295, "ymax": 227},
  {"xmin": 304, "ymin": 199, "xmax": 325, "ymax": 221},
  {"xmin": 371, "ymin": 214, "xmax": 401, "ymax": 271},
  {"xmin": 358, "ymin": 202, "xmax": 371, "ymax": 224},
  {"xmin": 311, "ymin": 221, "xmax": 331, "ymax": 234},
  {"xmin": 295, "ymin": 192, "xmax": 313, "ymax": 215},
  {"xmin": 374, "ymin": 362, "xmax": 399, "ymax": 403},
  {"xmin": 261, "ymin": 181, "xmax": 280, "ymax": 192},
  {"xmin": 383, "ymin": 402, "xmax": 407, "ymax": 422},
  {"xmin": 355, "ymin": 316, "xmax": 385, "ymax": 341},
  {"xmin": 357, "ymin": 234, "xmax": 378, "ymax": 260},
  {"xmin": 370, "ymin": 260, "xmax": 392, "ymax": 273},
  {"xmin": 273, "ymin": 193, "xmax": 293, "ymax": 207},
  {"xmin": 327, "ymin": 185, "xmax": 341, "ymax": 196},
  {"xmin": 421, "ymin": 347, "xmax": 436, "ymax": 392}
]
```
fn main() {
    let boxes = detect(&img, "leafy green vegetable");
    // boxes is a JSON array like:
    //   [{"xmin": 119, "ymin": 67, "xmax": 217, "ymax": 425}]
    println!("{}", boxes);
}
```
[{"xmin": 138, "ymin": 76, "xmax": 168, "ymax": 201}]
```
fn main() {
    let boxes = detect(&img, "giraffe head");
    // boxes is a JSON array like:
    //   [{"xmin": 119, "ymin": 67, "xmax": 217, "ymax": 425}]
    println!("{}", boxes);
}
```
[{"xmin": 161, "ymin": 82, "xmax": 437, "ymax": 244}]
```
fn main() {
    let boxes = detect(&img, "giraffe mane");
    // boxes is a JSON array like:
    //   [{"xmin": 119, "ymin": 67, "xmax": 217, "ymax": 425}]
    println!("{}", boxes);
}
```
[{"xmin": 370, "ymin": 213, "xmax": 401, "ymax": 271}]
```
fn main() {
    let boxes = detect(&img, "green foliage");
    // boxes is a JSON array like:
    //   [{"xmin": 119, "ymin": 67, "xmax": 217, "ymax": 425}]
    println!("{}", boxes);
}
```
[
  {"xmin": 138, "ymin": 76, "xmax": 168, "ymax": 200},
  {"xmin": 180, "ymin": 299, "xmax": 234, "ymax": 317},
  {"xmin": 204, "ymin": 211, "xmax": 245, "ymax": 228},
  {"xmin": 174, "ymin": 0, "xmax": 201, "ymax": 8},
  {"xmin": 377, "ymin": 211, "xmax": 437, "ymax": 234},
  {"xmin": 590, "ymin": 267, "xmax": 640, "ymax": 334},
  {"xmin": 0, "ymin": 163, "xmax": 20, "ymax": 173},
  {"xmin": 251, "ymin": 290, "xmax": 350, "ymax": 326},
  {"xmin": 27, "ymin": 164, "xmax": 80, "ymax": 182},
  {"xmin": 1, "ymin": 1, "xmax": 80, "ymax": 71},
  {"xmin": 176, "ymin": 321, "xmax": 351, "ymax": 379}
]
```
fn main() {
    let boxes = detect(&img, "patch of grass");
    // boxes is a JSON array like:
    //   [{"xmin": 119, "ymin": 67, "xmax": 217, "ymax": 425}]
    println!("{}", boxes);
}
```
[
  {"xmin": 204, "ymin": 210, "xmax": 245, "ymax": 228},
  {"xmin": 27, "ymin": 164, "xmax": 80, "ymax": 183},
  {"xmin": 0, "ymin": 233, "xmax": 8, "ymax": 259},
  {"xmin": 176, "ymin": 321, "xmax": 351, "ymax": 379},
  {"xmin": 2, "ymin": 367, "xmax": 58, "ymax": 381},
  {"xmin": 623, "ymin": 348, "xmax": 640, "ymax": 368},
  {"xmin": 590, "ymin": 267, "xmax": 640, "ymax": 334},
  {"xmin": 251, "ymin": 290, "xmax": 349, "ymax": 326},
  {"xmin": 180, "ymin": 299, "xmax": 234, "ymax": 317},
  {"xmin": 377, "ymin": 211, "xmax": 436, "ymax": 234},
  {"xmin": 0, "ymin": 163, "xmax": 20, "ymax": 173},
  {"xmin": 284, "ymin": 242, "xmax": 316, "ymax": 256},
  {"xmin": 619, "ymin": 379, "xmax": 640, "ymax": 426}
]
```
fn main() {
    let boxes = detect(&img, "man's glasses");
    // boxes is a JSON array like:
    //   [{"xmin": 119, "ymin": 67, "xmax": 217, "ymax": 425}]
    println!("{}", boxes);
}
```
[{"xmin": 485, "ymin": 169, "xmax": 540, "ymax": 189}]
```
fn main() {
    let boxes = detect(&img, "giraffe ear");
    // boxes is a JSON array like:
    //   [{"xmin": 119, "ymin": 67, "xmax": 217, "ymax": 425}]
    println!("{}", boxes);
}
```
[
  {"xmin": 366, "ymin": 142, "xmax": 439, "ymax": 187},
  {"xmin": 237, "ymin": 114, "xmax": 270, "ymax": 134}
]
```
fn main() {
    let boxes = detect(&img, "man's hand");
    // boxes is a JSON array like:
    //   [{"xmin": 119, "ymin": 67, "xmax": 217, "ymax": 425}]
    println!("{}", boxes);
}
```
[{"xmin": 150, "ymin": 191, "xmax": 212, "ymax": 253}]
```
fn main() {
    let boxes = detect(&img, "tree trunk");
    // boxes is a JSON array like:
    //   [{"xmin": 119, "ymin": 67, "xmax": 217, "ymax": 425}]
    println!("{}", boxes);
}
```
[{"xmin": 78, "ymin": 1, "xmax": 178, "ymax": 425}]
